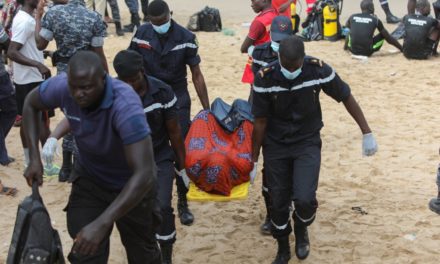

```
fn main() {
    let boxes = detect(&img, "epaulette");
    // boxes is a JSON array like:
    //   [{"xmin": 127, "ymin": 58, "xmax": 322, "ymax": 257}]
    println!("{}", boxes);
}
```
[
  {"xmin": 306, "ymin": 58, "xmax": 324, "ymax": 67},
  {"xmin": 257, "ymin": 64, "xmax": 276, "ymax": 78}
]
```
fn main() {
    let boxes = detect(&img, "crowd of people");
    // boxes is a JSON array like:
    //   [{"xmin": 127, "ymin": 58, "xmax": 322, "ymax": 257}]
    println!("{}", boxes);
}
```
[{"xmin": 0, "ymin": 0, "xmax": 439, "ymax": 264}]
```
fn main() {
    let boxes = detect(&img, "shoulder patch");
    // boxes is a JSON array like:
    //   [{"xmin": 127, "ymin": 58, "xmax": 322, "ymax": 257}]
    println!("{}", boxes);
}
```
[
  {"xmin": 307, "ymin": 58, "xmax": 324, "ymax": 67},
  {"xmin": 258, "ymin": 65, "xmax": 276, "ymax": 78}
]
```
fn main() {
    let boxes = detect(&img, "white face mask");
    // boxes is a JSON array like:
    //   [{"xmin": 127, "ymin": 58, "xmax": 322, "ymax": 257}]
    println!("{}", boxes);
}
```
[
  {"xmin": 271, "ymin": 41, "xmax": 280, "ymax": 53},
  {"xmin": 280, "ymin": 64, "xmax": 302, "ymax": 80},
  {"xmin": 152, "ymin": 20, "xmax": 171, "ymax": 34}
]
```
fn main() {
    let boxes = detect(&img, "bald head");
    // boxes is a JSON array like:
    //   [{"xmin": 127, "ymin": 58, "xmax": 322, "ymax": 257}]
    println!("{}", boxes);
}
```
[
  {"xmin": 416, "ymin": 0, "xmax": 431, "ymax": 15},
  {"xmin": 68, "ymin": 51, "xmax": 105, "ymax": 77},
  {"xmin": 360, "ymin": 0, "xmax": 374, "ymax": 14}
]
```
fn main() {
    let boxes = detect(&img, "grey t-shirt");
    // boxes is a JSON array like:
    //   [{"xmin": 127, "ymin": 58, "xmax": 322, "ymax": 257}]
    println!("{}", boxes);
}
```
[{"xmin": 0, "ymin": 25, "xmax": 9, "ymax": 76}]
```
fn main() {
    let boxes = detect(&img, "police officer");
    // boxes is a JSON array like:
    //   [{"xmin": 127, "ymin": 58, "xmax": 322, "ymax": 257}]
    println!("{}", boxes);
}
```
[
  {"xmin": 251, "ymin": 36, "xmax": 378, "ymax": 263},
  {"xmin": 35, "ymin": 0, "xmax": 107, "ymax": 182},
  {"xmin": 344, "ymin": 0, "xmax": 402, "ymax": 57},
  {"xmin": 113, "ymin": 50, "xmax": 188, "ymax": 264},
  {"xmin": 129, "ymin": 0, "xmax": 210, "ymax": 226},
  {"xmin": 251, "ymin": 15, "xmax": 293, "ymax": 236},
  {"xmin": 403, "ymin": 0, "xmax": 440, "ymax": 59}
]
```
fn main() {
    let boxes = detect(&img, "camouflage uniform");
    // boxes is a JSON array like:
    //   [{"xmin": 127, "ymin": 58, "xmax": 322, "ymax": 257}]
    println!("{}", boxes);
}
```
[
  {"xmin": 39, "ymin": 0, "xmax": 106, "ymax": 155},
  {"xmin": 39, "ymin": 0, "xmax": 106, "ymax": 74}
]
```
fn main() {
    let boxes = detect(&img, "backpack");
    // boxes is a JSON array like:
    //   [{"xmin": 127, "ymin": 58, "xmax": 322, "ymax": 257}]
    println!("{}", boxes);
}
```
[
  {"xmin": 187, "ymin": 6, "xmax": 222, "ymax": 32},
  {"xmin": 7, "ymin": 183, "xmax": 65, "ymax": 264},
  {"xmin": 301, "ymin": 0, "xmax": 342, "ymax": 41}
]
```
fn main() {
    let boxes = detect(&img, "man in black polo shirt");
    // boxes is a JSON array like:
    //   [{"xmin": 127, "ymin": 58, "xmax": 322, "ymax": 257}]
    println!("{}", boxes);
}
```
[
  {"xmin": 345, "ymin": 0, "xmax": 402, "ymax": 57},
  {"xmin": 251, "ymin": 36, "xmax": 378, "ymax": 263},
  {"xmin": 403, "ymin": 0, "xmax": 440, "ymax": 59}
]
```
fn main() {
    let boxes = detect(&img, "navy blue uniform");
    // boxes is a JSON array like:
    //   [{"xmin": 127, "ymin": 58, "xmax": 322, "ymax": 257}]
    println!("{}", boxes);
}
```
[
  {"xmin": 129, "ymin": 20, "xmax": 200, "ymax": 137},
  {"xmin": 141, "ymin": 75, "xmax": 178, "ymax": 245},
  {"xmin": 251, "ymin": 42, "xmax": 277, "ymax": 75},
  {"xmin": 129, "ymin": 20, "xmax": 201, "ymax": 201},
  {"xmin": 252, "ymin": 57, "xmax": 351, "ymax": 239}
]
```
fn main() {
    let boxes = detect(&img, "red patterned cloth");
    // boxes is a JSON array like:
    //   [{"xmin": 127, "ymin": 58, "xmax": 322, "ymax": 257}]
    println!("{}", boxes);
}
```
[{"xmin": 185, "ymin": 111, "xmax": 253, "ymax": 196}]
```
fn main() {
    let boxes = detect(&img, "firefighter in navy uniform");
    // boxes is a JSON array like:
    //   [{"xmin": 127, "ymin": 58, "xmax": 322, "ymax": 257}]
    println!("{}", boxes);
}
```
[
  {"xmin": 113, "ymin": 50, "xmax": 189, "ymax": 264},
  {"xmin": 129, "ymin": 0, "xmax": 210, "ymax": 226},
  {"xmin": 344, "ymin": 0, "xmax": 402, "ymax": 57},
  {"xmin": 403, "ymin": 0, "xmax": 440, "ymax": 59},
  {"xmin": 250, "ymin": 36, "xmax": 378, "ymax": 264},
  {"xmin": 251, "ymin": 15, "xmax": 292, "ymax": 236}
]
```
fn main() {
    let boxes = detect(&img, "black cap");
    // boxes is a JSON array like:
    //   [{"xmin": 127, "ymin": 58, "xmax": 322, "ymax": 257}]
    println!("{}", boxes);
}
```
[
  {"xmin": 113, "ymin": 50, "xmax": 143, "ymax": 78},
  {"xmin": 270, "ymin": 16, "xmax": 293, "ymax": 42}
]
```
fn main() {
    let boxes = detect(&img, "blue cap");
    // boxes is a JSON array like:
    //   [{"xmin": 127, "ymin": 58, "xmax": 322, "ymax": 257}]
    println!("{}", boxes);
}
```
[{"xmin": 270, "ymin": 16, "xmax": 293, "ymax": 42}]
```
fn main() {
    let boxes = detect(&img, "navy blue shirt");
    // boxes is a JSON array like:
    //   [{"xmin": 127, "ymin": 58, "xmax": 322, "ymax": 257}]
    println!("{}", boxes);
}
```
[
  {"xmin": 142, "ymin": 75, "xmax": 178, "ymax": 162},
  {"xmin": 39, "ymin": 73, "xmax": 151, "ymax": 190},
  {"xmin": 252, "ymin": 56, "xmax": 351, "ymax": 144},
  {"xmin": 251, "ymin": 42, "xmax": 277, "ymax": 76},
  {"xmin": 128, "ymin": 20, "xmax": 201, "ymax": 92}
]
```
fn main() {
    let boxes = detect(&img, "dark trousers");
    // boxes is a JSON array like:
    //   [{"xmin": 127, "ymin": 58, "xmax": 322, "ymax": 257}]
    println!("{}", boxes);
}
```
[
  {"xmin": 175, "ymin": 89, "xmax": 192, "ymax": 194},
  {"xmin": 263, "ymin": 135, "xmax": 321, "ymax": 239},
  {"xmin": 66, "ymin": 166, "xmax": 161, "ymax": 264},
  {"xmin": 0, "ymin": 94, "xmax": 17, "ymax": 164},
  {"xmin": 156, "ymin": 160, "xmax": 176, "ymax": 245}
]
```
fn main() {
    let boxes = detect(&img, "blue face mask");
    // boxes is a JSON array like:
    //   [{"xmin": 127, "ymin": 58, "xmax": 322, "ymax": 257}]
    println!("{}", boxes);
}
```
[
  {"xmin": 152, "ymin": 20, "xmax": 171, "ymax": 34},
  {"xmin": 280, "ymin": 63, "xmax": 302, "ymax": 80},
  {"xmin": 271, "ymin": 41, "xmax": 280, "ymax": 53}
]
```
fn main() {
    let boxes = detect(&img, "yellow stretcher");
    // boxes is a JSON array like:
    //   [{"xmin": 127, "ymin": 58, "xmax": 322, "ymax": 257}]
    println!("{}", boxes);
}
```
[{"xmin": 187, "ymin": 181, "xmax": 250, "ymax": 202}]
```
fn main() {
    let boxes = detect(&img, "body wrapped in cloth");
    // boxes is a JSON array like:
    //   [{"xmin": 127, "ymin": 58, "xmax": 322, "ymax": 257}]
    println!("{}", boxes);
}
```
[{"xmin": 185, "ymin": 99, "xmax": 254, "ymax": 196}]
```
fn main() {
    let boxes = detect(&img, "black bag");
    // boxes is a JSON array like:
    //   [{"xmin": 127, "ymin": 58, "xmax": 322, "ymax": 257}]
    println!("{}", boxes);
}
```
[
  {"xmin": 7, "ymin": 183, "xmax": 65, "ymax": 264},
  {"xmin": 187, "ymin": 6, "xmax": 222, "ymax": 32}
]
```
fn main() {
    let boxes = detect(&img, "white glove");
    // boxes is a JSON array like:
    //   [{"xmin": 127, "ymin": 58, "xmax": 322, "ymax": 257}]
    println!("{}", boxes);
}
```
[
  {"xmin": 247, "ymin": 45, "xmax": 255, "ymax": 57},
  {"xmin": 176, "ymin": 168, "xmax": 190, "ymax": 189},
  {"xmin": 250, "ymin": 162, "xmax": 258, "ymax": 184},
  {"xmin": 41, "ymin": 137, "xmax": 59, "ymax": 167},
  {"xmin": 362, "ymin": 133, "xmax": 378, "ymax": 156}
]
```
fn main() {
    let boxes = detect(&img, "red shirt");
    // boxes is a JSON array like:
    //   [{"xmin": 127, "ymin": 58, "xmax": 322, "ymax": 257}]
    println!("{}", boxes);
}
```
[
  {"xmin": 247, "ymin": 8, "xmax": 278, "ymax": 45},
  {"xmin": 272, "ymin": 0, "xmax": 293, "ymax": 18}
]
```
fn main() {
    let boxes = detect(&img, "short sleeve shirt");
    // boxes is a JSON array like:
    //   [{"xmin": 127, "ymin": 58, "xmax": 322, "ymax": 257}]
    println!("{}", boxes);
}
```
[
  {"xmin": 11, "ymin": 10, "xmax": 45, "ymax": 84},
  {"xmin": 252, "ymin": 56, "xmax": 351, "ymax": 144},
  {"xmin": 39, "ymin": 73, "xmax": 151, "ymax": 190},
  {"xmin": 40, "ymin": 0, "xmax": 106, "ymax": 73}
]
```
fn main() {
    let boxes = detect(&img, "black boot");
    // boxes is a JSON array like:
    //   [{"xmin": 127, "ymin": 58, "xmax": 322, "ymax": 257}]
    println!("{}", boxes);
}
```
[
  {"xmin": 386, "ymin": 14, "xmax": 401, "ymax": 24},
  {"xmin": 59, "ymin": 151, "xmax": 72, "ymax": 182},
  {"xmin": 123, "ymin": 12, "xmax": 141, "ymax": 33},
  {"xmin": 294, "ymin": 224, "xmax": 310, "ymax": 260},
  {"xmin": 160, "ymin": 244, "xmax": 173, "ymax": 264},
  {"xmin": 272, "ymin": 236, "xmax": 291, "ymax": 264},
  {"xmin": 260, "ymin": 215, "xmax": 272, "ymax": 235},
  {"xmin": 177, "ymin": 177, "xmax": 194, "ymax": 225},
  {"xmin": 115, "ymin": 21, "xmax": 125, "ymax": 36}
]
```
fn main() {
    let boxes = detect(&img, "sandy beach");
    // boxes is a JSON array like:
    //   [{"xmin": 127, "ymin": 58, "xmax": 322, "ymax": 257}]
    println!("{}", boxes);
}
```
[{"xmin": 1, "ymin": 0, "xmax": 440, "ymax": 263}]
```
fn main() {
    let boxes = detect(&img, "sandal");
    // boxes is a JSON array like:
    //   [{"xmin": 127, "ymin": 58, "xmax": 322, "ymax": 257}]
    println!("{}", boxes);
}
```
[{"xmin": 0, "ymin": 181, "xmax": 18, "ymax": 196}]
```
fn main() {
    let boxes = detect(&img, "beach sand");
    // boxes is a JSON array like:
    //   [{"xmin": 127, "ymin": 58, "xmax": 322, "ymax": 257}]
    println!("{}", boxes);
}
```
[{"xmin": 1, "ymin": 0, "xmax": 440, "ymax": 263}]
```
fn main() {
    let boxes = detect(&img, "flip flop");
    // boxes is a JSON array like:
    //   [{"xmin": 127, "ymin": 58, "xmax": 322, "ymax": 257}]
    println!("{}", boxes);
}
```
[{"xmin": 0, "ymin": 181, "xmax": 18, "ymax": 197}]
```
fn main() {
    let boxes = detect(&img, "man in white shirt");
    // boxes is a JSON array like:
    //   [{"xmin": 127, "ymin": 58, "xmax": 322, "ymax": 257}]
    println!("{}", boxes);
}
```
[{"xmin": 7, "ymin": 0, "xmax": 52, "ymax": 167}]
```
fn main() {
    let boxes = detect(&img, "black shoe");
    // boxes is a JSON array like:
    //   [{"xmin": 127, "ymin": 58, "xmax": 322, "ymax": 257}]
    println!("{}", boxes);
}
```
[
  {"xmin": 177, "ymin": 198, "xmax": 194, "ymax": 226},
  {"xmin": 59, "ymin": 151, "xmax": 72, "ymax": 182},
  {"xmin": 115, "ymin": 22, "xmax": 125, "ymax": 36},
  {"xmin": 294, "ymin": 224, "xmax": 310, "ymax": 260},
  {"xmin": 260, "ymin": 216, "xmax": 272, "ymax": 235},
  {"xmin": 160, "ymin": 244, "xmax": 173, "ymax": 264},
  {"xmin": 386, "ymin": 14, "xmax": 401, "ymax": 24},
  {"xmin": 272, "ymin": 236, "xmax": 291, "ymax": 264},
  {"xmin": 429, "ymin": 197, "xmax": 440, "ymax": 215},
  {"xmin": 123, "ymin": 12, "xmax": 141, "ymax": 33}
]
